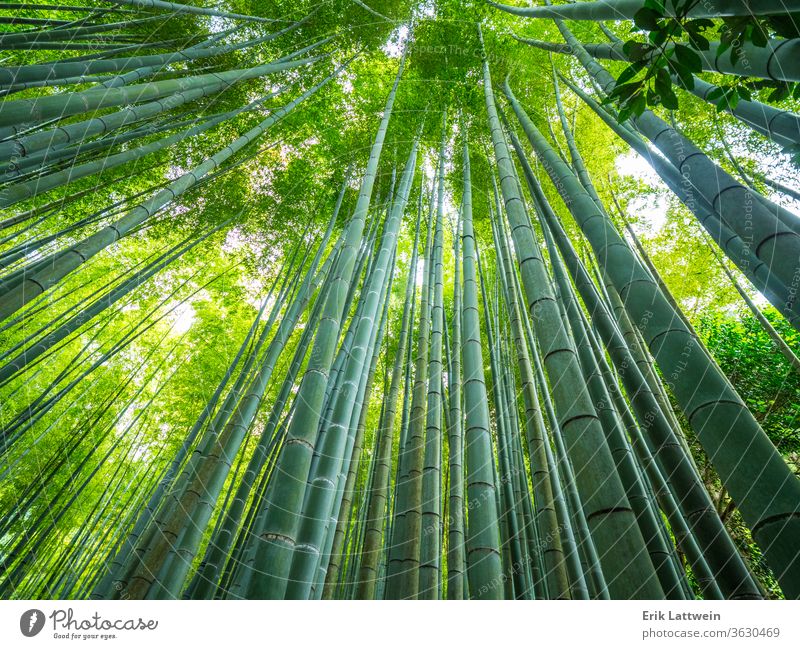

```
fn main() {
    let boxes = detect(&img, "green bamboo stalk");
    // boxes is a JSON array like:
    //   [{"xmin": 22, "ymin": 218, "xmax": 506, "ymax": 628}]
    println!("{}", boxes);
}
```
[
  {"xmin": 574, "ymin": 284, "xmax": 699, "ymax": 600},
  {"xmin": 238, "ymin": 53, "xmax": 405, "ymax": 600},
  {"xmin": 559, "ymin": 74, "xmax": 800, "ymax": 330},
  {"xmin": 0, "ymin": 54, "xmax": 319, "ymax": 128},
  {"xmin": 0, "ymin": 60, "xmax": 345, "ymax": 322},
  {"xmin": 495, "ymin": 280, "xmax": 542, "ymax": 599},
  {"xmin": 710, "ymin": 243, "xmax": 800, "ymax": 373},
  {"xmin": 509, "ymin": 249, "xmax": 603, "ymax": 599},
  {"xmin": 383, "ymin": 188, "xmax": 426, "ymax": 598},
  {"xmin": 686, "ymin": 77, "xmax": 799, "ymax": 149},
  {"xmin": 106, "ymin": 0, "xmax": 279, "ymax": 23},
  {"xmin": 477, "ymin": 249, "xmax": 528, "ymax": 598},
  {"xmin": 489, "ymin": 0, "xmax": 793, "ymax": 20},
  {"xmin": 505, "ymin": 75, "xmax": 800, "ymax": 598},
  {"xmin": 482, "ymin": 29, "xmax": 664, "ymax": 599},
  {"xmin": 530, "ymin": 33, "xmax": 800, "ymax": 150},
  {"xmin": 0, "ymin": 64, "xmax": 262, "ymax": 164},
  {"xmin": 0, "ymin": 224, "xmax": 221, "ymax": 384},
  {"xmin": 356, "ymin": 197, "xmax": 423, "ymax": 600},
  {"xmin": 317, "ymin": 246, "xmax": 398, "ymax": 600},
  {"xmin": 492, "ymin": 192, "xmax": 591, "ymax": 599},
  {"xmin": 0, "ymin": 14, "xmax": 169, "ymax": 48},
  {"xmin": 112, "ymin": 223, "xmax": 337, "ymax": 599},
  {"xmin": 460, "ymin": 137, "xmax": 504, "ymax": 599},
  {"xmin": 385, "ymin": 181, "xmax": 436, "ymax": 599},
  {"xmin": 0, "ymin": 14, "xmax": 315, "ymax": 87},
  {"xmin": 419, "ymin": 113, "xmax": 448, "ymax": 599},
  {"xmin": 498, "ymin": 323, "xmax": 538, "ymax": 596},
  {"xmin": 543, "ymin": 211, "xmax": 688, "ymax": 598},
  {"xmin": 488, "ymin": 177, "xmax": 571, "ymax": 599},
  {"xmin": 0, "ymin": 90, "xmax": 281, "ymax": 208},
  {"xmin": 719, "ymin": 132, "xmax": 800, "ymax": 203},
  {"xmin": 286, "ymin": 134, "xmax": 419, "ymax": 600},
  {"xmin": 185, "ymin": 190, "xmax": 346, "ymax": 599},
  {"xmin": 515, "ymin": 34, "xmax": 800, "ymax": 85},
  {"xmin": 445, "ymin": 203, "xmax": 466, "ymax": 599},
  {"xmin": 505, "ymin": 100, "xmax": 745, "ymax": 599},
  {"xmin": 0, "ymin": 4, "xmax": 134, "ymax": 11},
  {"xmin": 550, "ymin": 24, "xmax": 800, "ymax": 292},
  {"xmin": 548, "ymin": 71, "xmax": 705, "ymax": 596}
]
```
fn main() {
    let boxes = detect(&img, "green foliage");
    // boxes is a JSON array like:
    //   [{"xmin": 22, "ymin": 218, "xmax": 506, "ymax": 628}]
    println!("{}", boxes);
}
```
[
  {"xmin": 606, "ymin": 0, "xmax": 800, "ymax": 119},
  {"xmin": 698, "ymin": 307, "xmax": 800, "ymax": 461},
  {"xmin": 674, "ymin": 307, "xmax": 800, "ymax": 598}
]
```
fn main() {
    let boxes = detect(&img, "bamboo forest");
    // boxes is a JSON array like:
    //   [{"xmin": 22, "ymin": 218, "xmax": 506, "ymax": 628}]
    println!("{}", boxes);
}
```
[{"xmin": 0, "ymin": 0, "xmax": 799, "ymax": 603}]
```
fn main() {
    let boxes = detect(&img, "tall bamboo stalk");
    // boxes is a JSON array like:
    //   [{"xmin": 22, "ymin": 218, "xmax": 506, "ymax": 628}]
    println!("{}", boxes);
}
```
[
  {"xmin": 240, "ymin": 52, "xmax": 405, "ymax": 600},
  {"xmin": 460, "ymin": 137, "xmax": 504, "ymax": 599},
  {"xmin": 482, "ymin": 27, "xmax": 664, "ymax": 599},
  {"xmin": 505, "ymin": 73, "xmax": 799, "ymax": 598}
]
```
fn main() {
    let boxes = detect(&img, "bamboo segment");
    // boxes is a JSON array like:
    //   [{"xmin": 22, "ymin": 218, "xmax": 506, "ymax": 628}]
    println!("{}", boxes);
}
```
[
  {"xmin": 385, "ymin": 188, "xmax": 435, "ymax": 598},
  {"xmin": 106, "ymin": 0, "xmax": 278, "ymax": 23},
  {"xmin": 0, "ymin": 56, "xmax": 319, "ymax": 128},
  {"xmin": 445, "ymin": 205, "xmax": 466, "ymax": 600},
  {"xmin": 488, "ymin": 181, "xmax": 570, "ymax": 599},
  {"xmin": 0, "ymin": 14, "xmax": 313, "ymax": 87},
  {"xmin": 460, "ymin": 138, "xmax": 504, "ymax": 599},
  {"xmin": 419, "ymin": 113, "xmax": 447, "ymax": 600},
  {"xmin": 286, "ymin": 132, "xmax": 419, "ymax": 600}
]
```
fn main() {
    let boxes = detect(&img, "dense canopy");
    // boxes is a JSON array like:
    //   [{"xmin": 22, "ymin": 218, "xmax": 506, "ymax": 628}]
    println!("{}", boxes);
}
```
[{"xmin": 0, "ymin": 0, "xmax": 799, "ymax": 601}]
